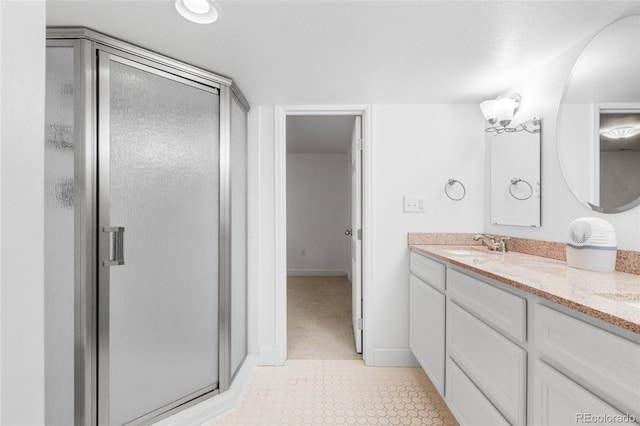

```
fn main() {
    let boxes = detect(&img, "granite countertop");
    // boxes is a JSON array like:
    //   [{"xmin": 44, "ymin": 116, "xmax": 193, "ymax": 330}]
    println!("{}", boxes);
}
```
[{"xmin": 410, "ymin": 244, "xmax": 640, "ymax": 335}]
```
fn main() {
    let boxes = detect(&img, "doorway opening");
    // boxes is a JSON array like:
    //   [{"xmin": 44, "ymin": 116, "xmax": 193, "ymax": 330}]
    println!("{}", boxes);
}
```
[{"xmin": 284, "ymin": 114, "xmax": 364, "ymax": 360}]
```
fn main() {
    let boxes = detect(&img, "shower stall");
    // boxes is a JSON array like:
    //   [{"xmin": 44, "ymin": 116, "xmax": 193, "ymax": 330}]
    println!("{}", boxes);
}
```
[{"xmin": 44, "ymin": 28, "xmax": 249, "ymax": 425}]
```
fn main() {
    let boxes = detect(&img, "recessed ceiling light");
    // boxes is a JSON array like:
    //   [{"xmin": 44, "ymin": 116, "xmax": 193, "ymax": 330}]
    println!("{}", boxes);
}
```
[{"xmin": 175, "ymin": 0, "xmax": 219, "ymax": 24}]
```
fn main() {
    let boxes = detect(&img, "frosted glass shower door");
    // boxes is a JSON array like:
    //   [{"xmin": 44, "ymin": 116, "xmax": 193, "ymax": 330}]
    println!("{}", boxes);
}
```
[
  {"xmin": 45, "ymin": 45, "xmax": 75, "ymax": 426},
  {"xmin": 97, "ymin": 52, "xmax": 220, "ymax": 425}
]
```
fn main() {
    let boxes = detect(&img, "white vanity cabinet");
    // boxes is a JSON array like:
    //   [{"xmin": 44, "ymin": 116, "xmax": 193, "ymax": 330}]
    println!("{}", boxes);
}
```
[
  {"xmin": 533, "ymin": 304, "xmax": 640, "ymax": 425},
  {"xmin": 409, "ymin": 253, "xmax": 446, "ymax": 395},
  {"xmin": 408, "ymin": 248, "xmax": 640, "ymax": 426},
  {"xmin": 446, "ymin": 269, "xmax": 527, "ymax": 425}
]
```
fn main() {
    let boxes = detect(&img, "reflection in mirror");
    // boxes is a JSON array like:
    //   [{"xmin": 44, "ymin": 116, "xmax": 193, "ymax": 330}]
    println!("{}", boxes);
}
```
[
  {"xmin": 557, "ymin": 15, "xmax": 640, "ymax": 213},
  {"xmin": 599, "ymin": 108, "xmax": 640, "ymax": 210},
  {"xmin": 490, "ymin": 118, "xmax": 541, "ymax": 227}
]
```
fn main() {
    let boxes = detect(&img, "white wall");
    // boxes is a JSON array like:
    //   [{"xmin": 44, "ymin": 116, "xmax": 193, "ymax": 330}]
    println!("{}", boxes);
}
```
[
  {"xmin": 253, "ymin": 106, "xmax": 280, "ymax": 364},
  {"xmin": 245, "ymin": 15, "xmax": 640, "ymax": 373},
  {"xmin": 369, "ymin": 104, "xmax": 485, "ymax": 366},
  {"xmin": 246, "ymin": 105, "xmax": 261, "ymax": 359},
  {"xmin": 255, "ymin": 104, "xmax": 485, "ymax": 366},
  {"xmin": 485, "ymin": 38, "xmax": 640, "ymax": 250},
  {"xmin": 0, "ymin": 1, "xmax": 46, "ymax": 424},
  {"xmin": 286, "ymin": 153, "xmax": 349, "ymax": 276}
]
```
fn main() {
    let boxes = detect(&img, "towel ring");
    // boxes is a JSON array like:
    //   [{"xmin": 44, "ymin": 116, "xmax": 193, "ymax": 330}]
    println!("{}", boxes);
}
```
[
  {"xmin": 445, "ymin": 179, "xmax": 466, "ymax": 201},
  {"xmin": 509, "ymin": 178, "xmax": 533, "ymax": 200}
]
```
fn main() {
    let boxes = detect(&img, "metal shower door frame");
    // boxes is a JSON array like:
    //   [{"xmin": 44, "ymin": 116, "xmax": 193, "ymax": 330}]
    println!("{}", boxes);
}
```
[
  {"xmin": 47, "ymin": 27, "xmax": 250, "ymax": 426},
  {"xmin": 228, "ymin": 91, "xmax": 250, "ymax": 384},
  {"xmin": 96, "ymin": 48, "xmax": 223, "ymax": 426},
  {"xmin": 44, "ymin": 37, "xmax": 100, "ymax": 426}
]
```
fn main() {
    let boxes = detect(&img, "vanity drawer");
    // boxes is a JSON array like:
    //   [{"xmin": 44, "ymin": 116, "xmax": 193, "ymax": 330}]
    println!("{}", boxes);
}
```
[
  {"xmin": 410, "ymin": 251, "xmax": 445, "ymax": 292},
  {"xmin": 448, "ymin": 268, "xmax": 526, "ymax": 343},
  {"xmin": 448, "ymin": 301, "xmax": 526, "ymax": 425},
  {"xmin": 447, "ymin": 358, "xmax": 509, "ymax": 426},
  {"xmin": 535, "ymin": 304, "xmax": 640, "ymax": 417}
]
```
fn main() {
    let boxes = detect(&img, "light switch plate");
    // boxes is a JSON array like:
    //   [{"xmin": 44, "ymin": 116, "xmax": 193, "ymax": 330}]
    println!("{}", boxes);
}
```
[{"xmin": 404, "ymin": 196, "xmax": 427, "ymax": 213}]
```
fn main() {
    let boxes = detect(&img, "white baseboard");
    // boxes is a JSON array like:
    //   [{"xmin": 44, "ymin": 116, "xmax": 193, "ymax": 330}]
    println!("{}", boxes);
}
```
[
  {"xmin": 287, "ymin": 269, "xmax": 348, "ymax": 276},
  {"xmin": 153, "ymin": 356, "xmax": 257, "ymax": 426},
  {"xmin": 370, "ymin": 348, "xmax": 419, "ymax": 367},
  {"xmin": 257, "ymin": 345, "xmax": 286, "ymax": 366}
]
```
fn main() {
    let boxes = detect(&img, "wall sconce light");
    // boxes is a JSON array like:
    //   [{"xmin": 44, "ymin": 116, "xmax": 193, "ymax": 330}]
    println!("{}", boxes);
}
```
[{"xmin": 480, "ymin": 93, "xmax": 531, "ymax": 134}]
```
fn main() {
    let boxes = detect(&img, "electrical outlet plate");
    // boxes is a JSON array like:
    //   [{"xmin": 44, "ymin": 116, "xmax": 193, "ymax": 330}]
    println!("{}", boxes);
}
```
[{"xmin": 404, "ymin": 196, "xmax": 426, "ymax": 213}]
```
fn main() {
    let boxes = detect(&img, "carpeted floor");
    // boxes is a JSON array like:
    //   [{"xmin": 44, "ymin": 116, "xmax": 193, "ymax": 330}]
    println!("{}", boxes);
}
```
[{"xmin": 287, "ymin": 276, "xmax": 362, "ymax": 360}]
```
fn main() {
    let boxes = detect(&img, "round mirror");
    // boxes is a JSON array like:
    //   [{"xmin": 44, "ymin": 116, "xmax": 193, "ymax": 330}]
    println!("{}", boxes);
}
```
[{"xmin": 557, "ymin": 15, "xmax": 640, "ymax": 213}]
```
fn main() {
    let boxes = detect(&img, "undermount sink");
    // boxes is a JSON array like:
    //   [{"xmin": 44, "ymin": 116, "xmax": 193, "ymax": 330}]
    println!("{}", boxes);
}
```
[
  {"xmin": 444, "ymin": 249, "xmax": 474, "ymax": 255},
  {"xmin": 443, "ymin": 247, "xmax": 493, "ymax": 256}
]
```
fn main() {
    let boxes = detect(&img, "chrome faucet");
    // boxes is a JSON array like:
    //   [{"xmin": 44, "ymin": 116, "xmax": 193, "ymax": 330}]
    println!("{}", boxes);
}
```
[{"xmin": 473, "ymin": 234, "xmax": 510, "ymax": 252}]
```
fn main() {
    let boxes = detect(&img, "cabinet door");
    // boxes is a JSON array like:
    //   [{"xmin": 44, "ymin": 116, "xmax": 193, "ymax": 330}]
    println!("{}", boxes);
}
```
[
  {"xmin": 410, "ymin": 274, "xmax": 445, "ymax": 395},
  {"xmin": 533, "ymin": 361, "xmax": 630, "ymax": 426}
]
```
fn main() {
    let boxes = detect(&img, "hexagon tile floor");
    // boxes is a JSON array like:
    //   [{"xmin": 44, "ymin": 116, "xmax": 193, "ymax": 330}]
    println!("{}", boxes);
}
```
[{"xmin": 207, "ymin": 360, "xmax": 458, "ymax": 426}]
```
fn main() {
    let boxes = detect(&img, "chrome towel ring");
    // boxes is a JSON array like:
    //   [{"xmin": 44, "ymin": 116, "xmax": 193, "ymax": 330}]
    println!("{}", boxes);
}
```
[
  {"xmin": 445, "ymin": 179, "xmax": 466, "ymax": 201},
  {"xmin": 509, "ymin": 178, "xmax": 533, "ymax": 200}
]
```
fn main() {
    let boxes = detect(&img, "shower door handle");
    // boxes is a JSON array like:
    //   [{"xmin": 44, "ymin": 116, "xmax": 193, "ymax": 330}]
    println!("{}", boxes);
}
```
[{"xmin": 103, "ymin": 227, "xmax": 125, "ymax": 266}]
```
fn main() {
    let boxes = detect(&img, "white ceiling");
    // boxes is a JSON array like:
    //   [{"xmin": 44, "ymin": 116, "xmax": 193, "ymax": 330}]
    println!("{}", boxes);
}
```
[
  {"xmin": 287, "ymin": 115, "xmax": 356, "ymax": 154},
  {"xmin": 46, "ymin": 1, "xmax": 640, "ymax": 106}
]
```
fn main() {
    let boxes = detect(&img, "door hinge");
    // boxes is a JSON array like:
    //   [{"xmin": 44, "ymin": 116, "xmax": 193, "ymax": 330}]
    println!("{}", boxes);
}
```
[
  {"xmin": 357, "ymin": 228, "xmax": 362, "ymax": 241},
  {"xmin": 357, "ymin": 318, "xmax": 363, "ymax": 330},
  {"xmin": 356, "ymin": 138, "xmax": 363, "ymax": 151}
]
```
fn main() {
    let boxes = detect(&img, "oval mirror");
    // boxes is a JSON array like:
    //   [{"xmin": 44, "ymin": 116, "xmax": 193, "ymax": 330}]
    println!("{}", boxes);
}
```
[{"xmin": 557, "ymin": 15, "xmax": 640, "ymax": 213}]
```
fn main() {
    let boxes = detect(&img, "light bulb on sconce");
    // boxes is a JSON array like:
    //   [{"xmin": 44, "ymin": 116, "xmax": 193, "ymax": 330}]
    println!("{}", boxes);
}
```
[
  {"xmin": 479, "ymin": 93, "xmax": 538, "ymax": 134},
  {"xmin": 479, "ymin": 99, "xmax": 499, "ymax": 126},
  {"xmin": 494, "ymin": 96, "xmax": 519, "ymax": 127}
]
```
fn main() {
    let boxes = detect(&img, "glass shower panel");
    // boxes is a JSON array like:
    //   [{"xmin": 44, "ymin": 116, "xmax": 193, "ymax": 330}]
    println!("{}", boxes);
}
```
[
  {"xmin": 44, "ymin": 46, "xmax": 75, "ymax": 426},
  {"xmin": 230, "ymin": 95, "xmax": 248, "ymax": 379},
  {"xmin": 106, "ymin": 58, "xmax": 220, "ymax": 425}
]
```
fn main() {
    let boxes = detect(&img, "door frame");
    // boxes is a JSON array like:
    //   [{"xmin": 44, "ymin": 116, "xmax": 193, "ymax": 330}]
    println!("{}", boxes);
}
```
[{"xmin": 274, "ymin": 105, "xmax": 373, "ymax": 365}]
